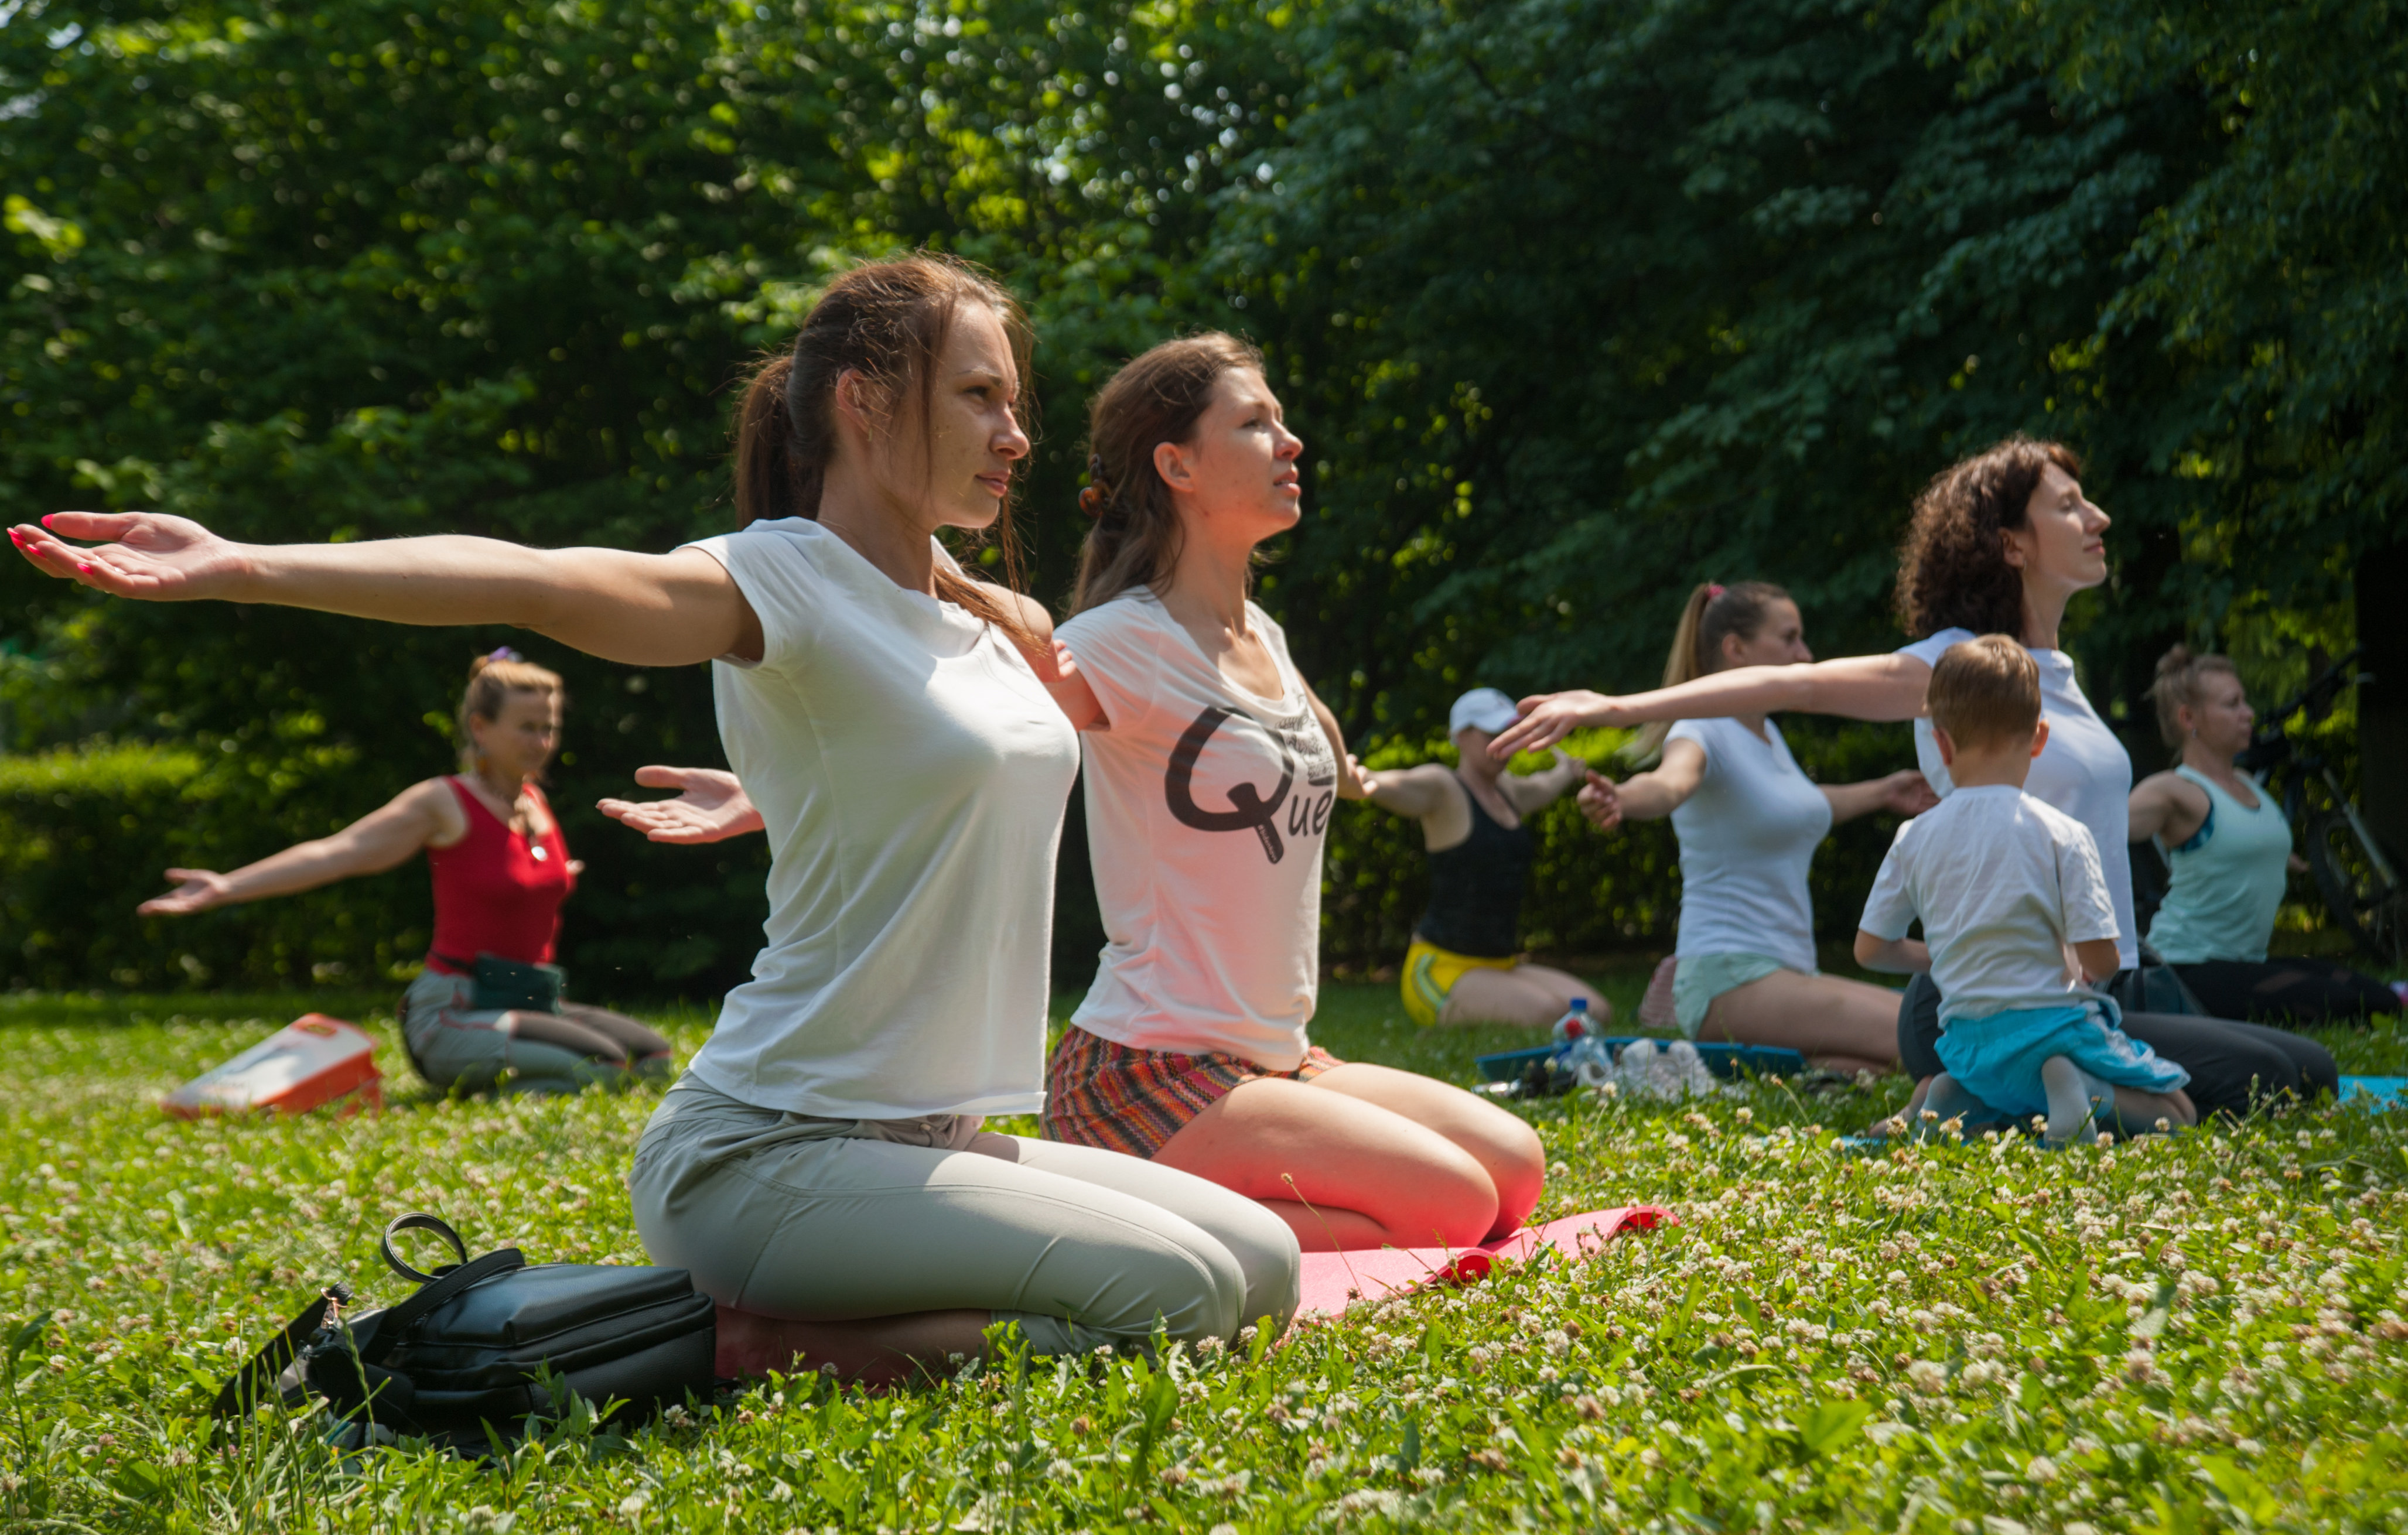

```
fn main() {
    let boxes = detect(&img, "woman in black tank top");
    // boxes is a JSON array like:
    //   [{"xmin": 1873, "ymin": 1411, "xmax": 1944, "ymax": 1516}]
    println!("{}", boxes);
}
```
[{"xmin": 1364, "ymin": 688, "xmax": 1606, "ymax": 1025}]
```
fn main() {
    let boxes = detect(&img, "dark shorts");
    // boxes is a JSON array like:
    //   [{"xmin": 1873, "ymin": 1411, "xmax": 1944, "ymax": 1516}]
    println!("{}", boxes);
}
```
[{"xmin": 1044, "ymin": 1024, "xmax": 1344, "ymax": 1158}]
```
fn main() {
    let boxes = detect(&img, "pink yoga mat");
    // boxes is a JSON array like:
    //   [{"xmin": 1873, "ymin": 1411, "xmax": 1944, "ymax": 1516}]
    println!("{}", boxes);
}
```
[{"xmin": 1296, "ymin": 1205, "xmax": 1673, "ymax": 1315}]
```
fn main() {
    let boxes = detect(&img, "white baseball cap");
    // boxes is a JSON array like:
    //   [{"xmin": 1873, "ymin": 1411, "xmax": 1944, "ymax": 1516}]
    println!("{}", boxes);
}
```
[{"xmin": 1448, "ymin": 687, "xmax": 1521, "ymax": 736}]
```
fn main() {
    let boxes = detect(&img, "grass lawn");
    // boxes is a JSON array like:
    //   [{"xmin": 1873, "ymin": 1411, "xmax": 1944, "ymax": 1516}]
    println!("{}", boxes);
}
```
[{"xmin": 7, "ymin": 981, "xmax": 2408, "ymax": 1531}]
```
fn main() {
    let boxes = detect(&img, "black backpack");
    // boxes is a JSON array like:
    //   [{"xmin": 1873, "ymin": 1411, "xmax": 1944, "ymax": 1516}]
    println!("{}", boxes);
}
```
[{"xmin": 217, "ymin": 1213, "xmax": 716, "ymax": 1448}]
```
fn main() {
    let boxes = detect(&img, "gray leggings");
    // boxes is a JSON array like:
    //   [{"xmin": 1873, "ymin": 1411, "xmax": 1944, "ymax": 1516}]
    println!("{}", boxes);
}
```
[
  {"xmin": 400, "ymin": 968, "xmax": 672, "ymax": 1095},
  {"xmin": 628, "ymin": 1076, "xmax": 1300, "ymax": 1356}
]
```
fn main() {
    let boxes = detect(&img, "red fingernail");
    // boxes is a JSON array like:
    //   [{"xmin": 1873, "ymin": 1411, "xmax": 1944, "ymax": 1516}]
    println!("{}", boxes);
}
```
[
  {"xmin": 40, "ymin": 515, "xmax": 53, "ymax": 528},
  {"xmin": 77, "ymin": 563, "xmax": 93, "ymax": 573}
]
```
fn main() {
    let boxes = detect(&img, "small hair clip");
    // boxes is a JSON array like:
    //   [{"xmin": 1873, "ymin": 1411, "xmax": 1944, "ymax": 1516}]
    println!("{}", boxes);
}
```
[
  {"xmin": 487, "ymin": 646, "xmax": 522, "ymax": 663},
  {"xmin": 1706, "ymin": 583, "xmax": 1726, "ymax": 600}
]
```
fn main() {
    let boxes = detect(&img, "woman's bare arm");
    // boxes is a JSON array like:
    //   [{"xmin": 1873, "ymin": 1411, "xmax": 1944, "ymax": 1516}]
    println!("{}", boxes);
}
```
[
  {"xmin": 139, "ymin": 778, "xmax": 460, "ymax": 915},
  {"xmin": 598, "ymin": 767, "xmax": 767, "ymax": 844},
  {"xmin": 1501, "ymin": 747, "xmax": 1587, "ymax": 813},
  {"xmin": 2127, "ymin": 770, "xmax": 2210, "ymax": 846},
  {"xmin": 1577, "ymin": 739, "xmax": 1707, "ymax": 831},
  {"xmin": 1303, "ymin": 681, "xmax": 1374, "ymax": 799},
  {"xmin": 1490, "ymin": 653, "xmax": 1934, "ymax": 757},
  {"xmin": 12, "ymin": 511, "xmax": 761, "ymax": 666},
  {"xmin": 1364, "ymin": 762, "xmax": 1456, "ymax": 820}
]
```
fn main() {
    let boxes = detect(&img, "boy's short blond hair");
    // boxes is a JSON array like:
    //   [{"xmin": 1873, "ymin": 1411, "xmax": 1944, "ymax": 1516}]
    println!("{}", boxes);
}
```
[{"xmin": 1928, "ymin": 634, "xmax": 2041, "ymax": 750}]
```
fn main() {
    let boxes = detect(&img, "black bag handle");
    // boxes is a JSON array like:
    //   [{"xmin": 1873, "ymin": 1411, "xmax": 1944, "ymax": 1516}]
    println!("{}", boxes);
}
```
[
  {"xmin": 380, "ymin": 1212, "xmax": 471, "ymax": 1283},
  {"xmin": 364, "ymin": 1212, "xmax": 524, "ymax": 1368}
]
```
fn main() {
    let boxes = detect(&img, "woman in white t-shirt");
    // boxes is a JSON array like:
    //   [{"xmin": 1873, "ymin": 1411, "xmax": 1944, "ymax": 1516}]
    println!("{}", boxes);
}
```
[
  {"xmin": 12, "ymin": 256, "xmax": 1299, "ymax": 1384},
  {"xmin": 1490, "ymin": 436, "xmax": 2338, "ymax": 1119},
  {"xmin": 1577, "ymin": 581, "xmax": 1933, "ymax": 1075},
  {"xmin": 617, "ymin": 336, "xmax": 1546, "ymax": 1253},
  {"xmin": 1044, "ymin": 334, "xmax": 1546, "ymax": 1254}
]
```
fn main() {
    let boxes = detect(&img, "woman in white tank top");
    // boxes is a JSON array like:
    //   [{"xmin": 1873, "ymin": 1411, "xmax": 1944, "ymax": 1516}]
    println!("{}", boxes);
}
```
[{"xmin": 2129, "ymin": 645, "xmax": 2399, "ymax": 1024}]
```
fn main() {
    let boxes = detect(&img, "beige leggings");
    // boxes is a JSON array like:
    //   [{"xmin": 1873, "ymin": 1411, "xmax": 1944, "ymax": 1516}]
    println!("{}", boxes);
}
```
[{"xmin": 629, "ymin": 1076, "xmax": 1300, "ymax": 1356}]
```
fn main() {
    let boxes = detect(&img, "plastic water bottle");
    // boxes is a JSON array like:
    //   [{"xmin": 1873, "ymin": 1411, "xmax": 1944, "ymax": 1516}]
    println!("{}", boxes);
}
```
[{"xmin": 1550, "ymin": 997, "xmax": 1593, "ymax": 1045}]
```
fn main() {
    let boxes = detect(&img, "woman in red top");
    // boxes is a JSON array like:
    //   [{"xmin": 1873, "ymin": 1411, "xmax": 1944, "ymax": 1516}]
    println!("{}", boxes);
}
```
[{"xmin": 139, "ymin": 650, "xmax": 669, "ymax": 1093}]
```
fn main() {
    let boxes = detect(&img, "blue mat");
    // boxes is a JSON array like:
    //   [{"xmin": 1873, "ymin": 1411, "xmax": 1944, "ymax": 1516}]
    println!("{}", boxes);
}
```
[
  {"xmin": 1475, "ymin": 1038, "xmax": 1808, "ymax": 1084},
  {"xmin": 2341, "ymin": 1075, "xmax": 2408, "ymax": 1109}
]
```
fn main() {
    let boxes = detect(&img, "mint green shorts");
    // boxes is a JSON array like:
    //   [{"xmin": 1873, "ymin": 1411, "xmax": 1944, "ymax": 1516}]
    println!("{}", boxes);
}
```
[{"xmin": 1671, "ymin": 952, "xmax": 1801, "ymax": 1037}]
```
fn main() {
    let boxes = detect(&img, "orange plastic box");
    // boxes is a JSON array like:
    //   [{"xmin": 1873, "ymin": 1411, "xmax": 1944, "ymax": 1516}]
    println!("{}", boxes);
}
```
[{"xmin": 162, "ymin": 1013, "xmax": 384, "ymax": 1119}]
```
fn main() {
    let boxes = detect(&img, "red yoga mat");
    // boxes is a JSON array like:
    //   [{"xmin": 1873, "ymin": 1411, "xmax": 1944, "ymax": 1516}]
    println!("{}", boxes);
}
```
[{"xmin": 1296, "ymin": 1205, "xmax": 1673, "ymax": 1316}]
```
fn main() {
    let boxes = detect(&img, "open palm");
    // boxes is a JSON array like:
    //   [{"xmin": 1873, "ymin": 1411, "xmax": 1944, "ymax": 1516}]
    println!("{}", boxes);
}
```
[
  {"xmin": 8, "ymin": 511, "xmax": 246, "ymax": 600},
  {"xmin": 597, "ymin": 765, "xmax": 764, "ymax": 845},
  {"xmin": 140, "ymin": 869, "xmax": 234, "ymax": 917}
]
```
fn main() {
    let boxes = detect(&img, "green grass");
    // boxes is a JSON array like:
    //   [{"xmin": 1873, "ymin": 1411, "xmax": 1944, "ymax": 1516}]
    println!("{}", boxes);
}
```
[{"xmin": 7, "ymin": 984, "xmax": 2408, "ymax": 1531}]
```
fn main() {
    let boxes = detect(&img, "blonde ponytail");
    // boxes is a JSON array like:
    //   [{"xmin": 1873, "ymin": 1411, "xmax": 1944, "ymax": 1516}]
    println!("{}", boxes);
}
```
[{"xmin": 1626, "ymin": 580, "xmax": 1793, "ymax": 763}]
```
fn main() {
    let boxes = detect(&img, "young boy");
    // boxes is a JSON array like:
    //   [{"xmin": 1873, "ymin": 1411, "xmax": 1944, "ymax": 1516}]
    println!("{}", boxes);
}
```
[{"xmin": 1854, "ymin": 635, "xmax": 2196, "ymax": 1143}]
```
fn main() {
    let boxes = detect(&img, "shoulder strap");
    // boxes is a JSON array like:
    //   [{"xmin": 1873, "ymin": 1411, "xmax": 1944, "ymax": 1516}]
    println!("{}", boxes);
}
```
[
  {"xmin": 212, "ymin": 1283, "xmax": 351, "ymax": 1418},
  {"xmin": 361, "ymin": 1248, "xmax": 525, "ymax": 1366},
  {"xmin": 380, "ymin": 1212, "xmax": 470, "ymax": 1283}
]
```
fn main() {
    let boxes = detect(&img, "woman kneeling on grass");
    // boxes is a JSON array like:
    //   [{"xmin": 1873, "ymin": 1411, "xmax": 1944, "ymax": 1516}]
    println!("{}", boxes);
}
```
[
  {"xmin": 1575, "ymin": 580, "xmax": 1934, "ymax": 1076},
  {"xmin": 136, "ymin": 650, "xmax": 670, "ymax": 1095},
  {"xmin": 12, "ymin": 254, "xmax": 1298, "ymax": 1385},
  {"xmin": 619, "ymin": 334, "xmax": 1547, "ymax": 1254}
]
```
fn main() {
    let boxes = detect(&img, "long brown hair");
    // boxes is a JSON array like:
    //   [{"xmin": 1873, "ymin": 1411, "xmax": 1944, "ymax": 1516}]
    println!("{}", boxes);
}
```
[
  {"xmin": 1627, "ymin": 580, "xmax": 1792, "ymax": 761},
  {"xmin": 1895, "ymin": 435, "xmax": 2083, "ymax": 641},
  {"xmin": 1070, "ymin": 331, "xmax": 1265, "ymax": 616},
  {"xmin": 730, "ymin": 254, "xmax": 1036, "ymax": 642}
]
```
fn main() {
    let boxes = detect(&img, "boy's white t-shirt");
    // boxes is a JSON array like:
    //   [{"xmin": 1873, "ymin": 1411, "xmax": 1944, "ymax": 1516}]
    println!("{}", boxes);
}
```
[
  {"xmin": 1859, "ymin": 785, "xmax": 2120, "ymax": 1022},
  {"xmin": 1897, "ymin": 628, "xmax": 2138, "ymax": 969},
  {"xmin": 1665, "ymin": 717, "xmax": 1831, "ymax": 973},
  {"xmin": 678, "ymin": 518, "xmax": 1080, "ymax": 1120},
  {"xmin": 1061, "ymin": 591, "xmax": 1336, "ymax": 1069}
]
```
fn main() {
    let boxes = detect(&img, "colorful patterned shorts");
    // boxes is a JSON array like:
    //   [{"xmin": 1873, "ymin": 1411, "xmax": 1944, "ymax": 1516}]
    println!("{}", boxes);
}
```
[{"xmin": 1044, "ymin": 1024, "xmax": 1346, "ymax": 1158}]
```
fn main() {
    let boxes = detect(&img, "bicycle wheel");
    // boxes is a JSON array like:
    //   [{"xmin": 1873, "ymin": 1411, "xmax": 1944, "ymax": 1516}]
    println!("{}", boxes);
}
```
[{"xmin": 2306, "ymin": 809, "xmax": 2407, "ymax": 967}]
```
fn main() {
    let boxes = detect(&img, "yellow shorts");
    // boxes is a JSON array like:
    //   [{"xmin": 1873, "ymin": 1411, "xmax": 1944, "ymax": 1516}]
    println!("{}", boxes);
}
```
[{"xmin": 1402, "ymin": 938, "xmax": 1522, "ymax": 1027}]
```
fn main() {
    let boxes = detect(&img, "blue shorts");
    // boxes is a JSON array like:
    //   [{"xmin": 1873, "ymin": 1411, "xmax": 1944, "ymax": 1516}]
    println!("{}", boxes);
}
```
[{"xmin": 1935, "ymin": 999, "xmax": 2190, "ymax": 1120}]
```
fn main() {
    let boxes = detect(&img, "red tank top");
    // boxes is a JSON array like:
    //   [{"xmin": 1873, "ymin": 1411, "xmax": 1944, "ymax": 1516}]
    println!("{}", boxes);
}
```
[{"xmin": 425, "ymin": 778, "xmax": 576, "ymax": 971}]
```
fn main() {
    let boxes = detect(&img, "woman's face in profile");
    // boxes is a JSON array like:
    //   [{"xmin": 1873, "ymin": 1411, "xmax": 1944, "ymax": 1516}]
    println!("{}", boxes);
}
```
[
  {"xmin": 2188, "ymin": 671, "xmax": 2256, "ymax": 755},
  {"xmin": 2008, "ymin": 463, "xmax": 2110, "ymax": 590},
  {"xmin": 1722, "ymin": 599, "xmax": 1811, "ymax": 671}
]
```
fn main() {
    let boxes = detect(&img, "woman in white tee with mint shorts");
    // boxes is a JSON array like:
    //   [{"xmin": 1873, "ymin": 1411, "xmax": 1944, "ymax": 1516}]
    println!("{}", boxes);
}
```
[
  {"xmin": 1493, "ymin": 436, "xmax": 2338, "ymax": 1121},
  {"xmin": 1577, "ymin": 580, "xmax": 1935, "ymax": 1075},
  {"xmin": 11, "ymin": 255, "xmax": 1298, "ymax": 1386}
]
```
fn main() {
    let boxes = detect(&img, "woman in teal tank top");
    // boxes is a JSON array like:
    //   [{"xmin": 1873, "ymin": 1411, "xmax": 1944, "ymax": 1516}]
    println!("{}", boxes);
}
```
[{"xmin": 2129, "ymin": 646, "xmax": 2400, "ymax": 1024}]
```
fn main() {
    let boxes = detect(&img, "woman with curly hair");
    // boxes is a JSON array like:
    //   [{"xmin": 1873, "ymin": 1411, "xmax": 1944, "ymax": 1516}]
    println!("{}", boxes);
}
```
[{"xmin": 1492, "ymin": 436, "xmax": 2338, "ymax": 1122}]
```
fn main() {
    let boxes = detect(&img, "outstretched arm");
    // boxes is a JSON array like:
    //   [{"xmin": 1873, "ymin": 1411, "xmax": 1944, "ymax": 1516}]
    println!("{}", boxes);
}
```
[
  {"xmin": 139, "ymin": 778, "xmax": 460, "ymax": 915},
  {"xmin": 1364, "ymin": 762, "xmax": 1456, "ymax": 821},
  {"xmin": 1821, "ymin": 769, "xmax": 1939, "ymax": 826},
  {"xmin": 1577, "ymin": 739, "xmax": 1707, "ymax": 832},
  {"xmin": 1303, "ymin": 681, "xmax": 1374, "ymax": 799},
  {"xmin": 597, "ymin": 767, "xmax": 766, "ymax": 845},
  {"xmin": 11, "ymin": 512, "xmax": 761, "ymax": 667},
  {"xmin": 1490, "ymin": 652, "xmax": 1934, "ymax": 757},
  {"xmin": 2127, "ymin": 770, "xmax": 2209, "ymax": 847},
  {"xmin": 1501, "ymin": 747, "xmax": 1587, "ymax": 814}
]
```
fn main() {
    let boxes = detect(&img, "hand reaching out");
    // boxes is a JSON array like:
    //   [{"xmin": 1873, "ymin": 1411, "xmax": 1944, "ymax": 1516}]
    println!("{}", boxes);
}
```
[
  {"xmin": 1878, "ymin": 768, "xmax": 1940, "ymax": 817},
  {"xmin": 1488, "ymin": 690, "xmax": 1619, "ymax": 758},
  {"xmin": 9, "ymin": 511, "xmax": 249, "ymax": 600},
  {"xmin": 1576, "ymin": 770, "xmax": 1625, "ymax": 833},
  {"xmin": 1337, "ymin": 752, "xmax": 1375, "ymax": 801},
  {"xmin": 597, "ymin": 766, "xmax": 766, "ymax": 845},
  {"xmin": 140, "ymin": 869, "xmax": 234, "ymax": 917}
]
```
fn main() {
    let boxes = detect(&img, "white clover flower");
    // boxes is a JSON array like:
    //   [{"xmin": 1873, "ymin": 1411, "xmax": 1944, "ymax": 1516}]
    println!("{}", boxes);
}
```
[
  {"xmin": 2026, "ymin": 1455, "xmax": 2058, "ymax": 1483},
  {"xmin": 616, "ymin": 1493, "xmax": 650, "ymax": 1517},
  {"xmin": 1905, "ymin": 1359, "xmax": 1949, "ymax": 1395}
]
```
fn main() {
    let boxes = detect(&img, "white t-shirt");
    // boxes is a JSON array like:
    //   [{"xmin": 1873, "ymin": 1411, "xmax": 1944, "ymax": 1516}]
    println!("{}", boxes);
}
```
[
  {"xmin": 679, "ymin": 519, "xmax": 1080, "ymax": 1119},
  {"xmin": 1666, "ymin": 717, "xmax": 1831, "ymax": 973},
  {"xmin": 1897, "ymin": 628, "xmax": 2137, "ymax": 969},
  {"xmin": 1062, "ymin": 592, "xmax": 1335, "ymax": 1069},
  {"xmin": 1859, "ymin": 785, "xmax": 2120, "ymax": 1022}
]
